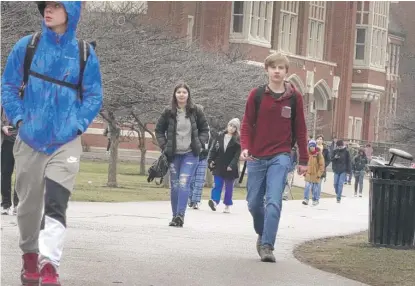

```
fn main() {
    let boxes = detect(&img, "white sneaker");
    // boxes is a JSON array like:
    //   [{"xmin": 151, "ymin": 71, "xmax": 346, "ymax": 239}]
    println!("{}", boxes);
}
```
[
  {"xmin": 1, "ymin": 207, "xmax": 10, "ymax": 215},
  {"xmin": 10, "ymin": 207, "xmax": 17, "ymax": 215},
  {"xmin": 193, "ymin": 202, "xmax": 200, "ymax": 210},
  {"xmin": 223, "ymin": 206, "xmax": 231, "ymax": 213}
]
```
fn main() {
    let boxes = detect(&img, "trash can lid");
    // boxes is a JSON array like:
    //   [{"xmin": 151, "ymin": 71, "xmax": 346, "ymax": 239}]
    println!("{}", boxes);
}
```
[{"xmin": 389, "ymin": 148, "xmax": 413, "ymax": 161}]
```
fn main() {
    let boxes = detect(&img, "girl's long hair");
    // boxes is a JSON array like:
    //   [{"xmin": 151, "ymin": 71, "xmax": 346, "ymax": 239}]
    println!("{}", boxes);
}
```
[{"xmin": 170, "ymin": 82, "xmax": 195, "ymax": 118}]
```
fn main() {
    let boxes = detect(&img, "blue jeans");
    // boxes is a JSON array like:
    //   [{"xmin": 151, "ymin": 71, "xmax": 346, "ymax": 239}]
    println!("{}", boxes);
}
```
[
  {"xmin": 169, "ymin": 152, "xmax": 199, "ymax": 217},
  {"xmin": 334, "ymin": 172, "xmax": 346, "ymax": 200},
  {"xmin": 246, "ymin": 153, "xmax": 291, "ymax": 249},
  {"xmin": 354, "ymin": 170, "xmax": 365, "ymax": 194},
  {"xmin": 304, "ymin": 182, "xmax": 321, "ymax": 201}
]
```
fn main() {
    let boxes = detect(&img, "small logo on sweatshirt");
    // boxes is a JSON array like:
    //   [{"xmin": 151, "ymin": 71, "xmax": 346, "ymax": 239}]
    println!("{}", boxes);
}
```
[{"xmin": 67, "ymin": 156, "xmax": 78, "ymax": 163}]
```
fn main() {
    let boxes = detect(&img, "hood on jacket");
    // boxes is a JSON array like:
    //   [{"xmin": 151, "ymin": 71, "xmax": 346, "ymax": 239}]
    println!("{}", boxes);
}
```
[
  {"xmin": 357, "ymin": 147, "xmax": 367, "ymax": 157},
  {"xmin": 37, "ymin": 1, "xmax": 81, "ymax": 40},
  {"xmin": 263, "ymin": 81, "xmax": 299, "ymax": 100}
]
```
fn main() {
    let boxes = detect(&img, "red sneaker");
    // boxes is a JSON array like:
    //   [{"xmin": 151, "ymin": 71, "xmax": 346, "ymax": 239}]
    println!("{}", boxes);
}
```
[
  {"xmin": 40, "ymin": 263, "xmax": 61, "ymax": 286},
  {"xmin": 21, "ymin": 253, "xmax": 40, "ymax": 285}
]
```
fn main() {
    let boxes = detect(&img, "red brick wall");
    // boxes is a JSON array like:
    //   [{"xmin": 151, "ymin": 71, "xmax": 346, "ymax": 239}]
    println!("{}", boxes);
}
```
[
  {"xmin": 330, "ymin": 1, "xmax": 356, "ymax": 139},
  {"xmin": 352, "ymin": 69, "xmax": 386, "ymax": 86}
]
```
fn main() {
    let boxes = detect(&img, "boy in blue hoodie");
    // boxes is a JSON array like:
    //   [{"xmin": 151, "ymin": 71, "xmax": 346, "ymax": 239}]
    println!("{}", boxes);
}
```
[{"xmin": 1, "ymin": 2, "xmax": 102, "ymax": 285}]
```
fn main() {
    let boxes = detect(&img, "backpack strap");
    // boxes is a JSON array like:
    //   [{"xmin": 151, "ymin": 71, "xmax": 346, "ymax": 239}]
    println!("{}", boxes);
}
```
[
  {"xmin": 20, "ymin": 34, "xmax": 91, "ymax": 102},
  {"xmin": 20, "ymin": 32, "xmax": 42, "ymax": 99},
  {"xmin": 253, "ymin": 85, "xmax": 267, "ymax": 126},
  {"xmin": 290, "ymin": 92, "xmax": 297, "ymax": 148},
  {"xmin": 78, "ymin": 40, "xmax": 90, "ymax": 101}
]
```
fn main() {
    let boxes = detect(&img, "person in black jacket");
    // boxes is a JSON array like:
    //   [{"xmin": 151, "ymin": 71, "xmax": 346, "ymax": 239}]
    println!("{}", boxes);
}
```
[
  {"xmin": 352, "ymin": 148, "xmax": 368, "ymax": 197},
  {"xmin": 331, "ymin": 140, "xmax": 352, "ymax": 203},
  {"xmin": 207, "ymin": 118, "xmax": 241, "ymax": 213},
  {"xmin": 155, "ymin": 82, "xmax": 210, "ymax": 227},
  {"xmin": 1, "ymin": 108, "xmax": 19, "ymax": 215}
]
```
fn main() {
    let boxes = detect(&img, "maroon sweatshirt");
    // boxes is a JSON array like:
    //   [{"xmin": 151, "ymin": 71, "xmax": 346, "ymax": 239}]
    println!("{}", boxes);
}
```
[{"xmin": 240, "ymin": 82, "xmax": 309, "ymax": 165}]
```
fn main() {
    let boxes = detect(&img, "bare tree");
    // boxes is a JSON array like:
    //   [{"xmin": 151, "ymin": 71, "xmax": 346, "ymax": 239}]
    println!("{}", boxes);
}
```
[{"xmin": 1, "ymin": 2, "xmax": 39, "ymax": 68}]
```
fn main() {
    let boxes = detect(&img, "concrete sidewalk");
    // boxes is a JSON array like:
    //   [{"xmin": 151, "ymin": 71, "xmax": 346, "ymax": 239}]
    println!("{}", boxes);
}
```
[
  {"xmin": 2, "ymin": 198, "xmax": 369, "ymax": 286},
  {"xmin": 293, "ymin": 170, "xmax": 371, "ymax": 198}
]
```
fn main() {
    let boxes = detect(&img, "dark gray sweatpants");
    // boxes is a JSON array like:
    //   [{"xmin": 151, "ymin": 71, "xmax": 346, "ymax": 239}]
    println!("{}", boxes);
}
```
[{"xmin": 13, "ymin": 136, "xmax": 81, "ymax": 268}]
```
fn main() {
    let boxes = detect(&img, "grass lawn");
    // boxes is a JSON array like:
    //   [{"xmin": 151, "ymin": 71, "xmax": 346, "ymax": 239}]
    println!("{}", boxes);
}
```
[
  {"xmin": 71, "ymin": 161, "xmax": 333, "ymax": 202},
  {"xmin": 293, "ymin": 231, "xmax": 415, "ymax": 286}
]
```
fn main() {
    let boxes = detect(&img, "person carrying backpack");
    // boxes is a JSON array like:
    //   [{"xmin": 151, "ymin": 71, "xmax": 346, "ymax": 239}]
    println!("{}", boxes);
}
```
[
  {"xmin": 240, "ymin": 52, "xmax": 308, "ymax": 263},
  {"xmin": 1, "ymin": 2, "xmax": 103, "ymax": 285}
]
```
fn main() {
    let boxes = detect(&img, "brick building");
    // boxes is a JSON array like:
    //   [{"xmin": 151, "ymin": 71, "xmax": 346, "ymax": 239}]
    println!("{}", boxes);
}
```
[{"xmin": 83, "ymin": 1, "xmax": 414, "ymax": 150}]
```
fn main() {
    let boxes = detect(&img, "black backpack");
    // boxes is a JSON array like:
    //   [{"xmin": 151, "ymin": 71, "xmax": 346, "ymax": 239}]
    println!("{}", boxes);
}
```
[
  {"xmin": 18, "ymin": 32, "xmax": 91, "ymax": 101},
  {"xmin": 147, "ymin": 153, "xmax": 170, "ymax": 185},
  {"xmin": 253, "ymin": 83, "xmax": 297, "ymax": 148}
]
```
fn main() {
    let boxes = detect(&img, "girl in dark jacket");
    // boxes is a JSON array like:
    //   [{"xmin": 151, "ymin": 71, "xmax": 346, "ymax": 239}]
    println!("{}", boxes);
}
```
[
  {"xmin": 207, "ymin": 118, "xmax": 241, "ymax": 213},
  {"xmin": 155, "ymin": 82, "xmax": 210, "ymax": 227}
]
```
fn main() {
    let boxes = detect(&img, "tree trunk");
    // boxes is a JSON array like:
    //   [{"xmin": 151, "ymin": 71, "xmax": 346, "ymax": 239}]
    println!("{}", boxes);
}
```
[
  {"xmin": 138, "ymin": 125, "xmax": 147, "ymax": 175},
  {"xmin": 107, "ymin": 129, "xmax": 120, "ymax": 188}
]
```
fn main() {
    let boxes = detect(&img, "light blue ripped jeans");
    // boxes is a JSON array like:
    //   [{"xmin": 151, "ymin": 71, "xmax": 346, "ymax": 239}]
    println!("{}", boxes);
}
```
[{"xmin": 170, "ymin": 152, "xmax": 199, "ymax": 217}]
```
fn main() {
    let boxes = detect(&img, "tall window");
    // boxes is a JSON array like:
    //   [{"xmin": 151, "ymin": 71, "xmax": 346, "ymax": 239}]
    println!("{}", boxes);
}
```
[
  {"xmin": 232, "ymin": 1, "xmax": 244, "ymax": 33},
  {"xmin": 388, "ymin": 43, "xmax": 400, "ymax": 75},
  {"xmin": 279, "ymin": 1, "xmax": 299, "ymax": 53},
  {"xmin": 355, "ymin": 28, "xmax": 366, "ymax": 60},
  {"xmin": 371, "ymin": 1, "xmax": 388, "ymax": 68},
  {"xmin": 307, "ymin": 1, "xmax": 326, "ymax": 59},
  {"xmin": 354, "ymin": 1, "xmax": 389, "ymax": 69},
  {"xmin": 230, "ymin": 1, "xmax": 273, "ymax": 46},
  {"xmin": 355, "ymin": 1, "xmax": 369, "ymax": 62}
]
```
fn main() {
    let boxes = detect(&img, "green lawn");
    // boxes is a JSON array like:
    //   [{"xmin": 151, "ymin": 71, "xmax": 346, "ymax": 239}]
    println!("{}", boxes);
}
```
[{"xmin": 72, "ymin": 161, "xmax": 320, "ymax": 202}]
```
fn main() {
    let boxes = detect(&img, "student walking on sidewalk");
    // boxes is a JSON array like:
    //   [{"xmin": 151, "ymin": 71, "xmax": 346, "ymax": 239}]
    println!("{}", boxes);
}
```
[
  {"xmin": 155, "ymin": 82, "xmax": 209, "ymax": 227},
  {"xmin": 207, "ymin": 118, "xmax": 241, "ymax": 213},
  {"xmin": 352, "ymin": 148, "xmax": 368, "ymax": 197},
  {"xmin": 1, "ymin": 2, "xmax": 103, "ymax": 285},
  {"xmin": 240, "ymin": 53, "xmax": 308, "ymax": 263},
  {"xmin": 1, "ymin": 108, "xmax": 19, "ymax": 215},
  {"xmin": 302, "ymin": 140, "xmax": 325, "ymax": 206},
  {"xmin": 331, "ymin": 140, "xmax": 352, "ymax": 203}
]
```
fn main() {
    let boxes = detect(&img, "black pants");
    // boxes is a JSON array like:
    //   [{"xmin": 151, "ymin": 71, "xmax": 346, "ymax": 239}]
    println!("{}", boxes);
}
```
[{"xmin": 1, "ymin": 139, "xmax": 19, "ymax": 208}]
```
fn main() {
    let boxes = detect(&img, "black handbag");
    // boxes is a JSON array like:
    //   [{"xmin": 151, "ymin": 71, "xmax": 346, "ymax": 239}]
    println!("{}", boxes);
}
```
[{"xmin": 147, "ymin": 153, "xmax": 170, "ymax": 185}]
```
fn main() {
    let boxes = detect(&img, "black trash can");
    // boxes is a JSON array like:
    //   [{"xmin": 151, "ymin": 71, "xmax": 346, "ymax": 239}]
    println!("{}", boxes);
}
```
[{"xmin": 368, "ymin": 148, "xmax": 415, "ymax": 248}]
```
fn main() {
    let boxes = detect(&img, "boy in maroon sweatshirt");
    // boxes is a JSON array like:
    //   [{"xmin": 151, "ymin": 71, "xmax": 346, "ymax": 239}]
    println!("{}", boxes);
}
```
[{"xmin": 240, "ymin": 53, "xmax": 308, "ymax": 262}]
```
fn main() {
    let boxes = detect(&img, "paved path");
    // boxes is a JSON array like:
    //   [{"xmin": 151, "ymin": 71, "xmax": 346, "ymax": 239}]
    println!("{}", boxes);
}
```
[
  {"xmin": 293, "ymin": 170, "xmax": 371, "ymax": 198},
  {"xmin": 2, "ymin": 198, "xmax": 369, "ymax": 286}
]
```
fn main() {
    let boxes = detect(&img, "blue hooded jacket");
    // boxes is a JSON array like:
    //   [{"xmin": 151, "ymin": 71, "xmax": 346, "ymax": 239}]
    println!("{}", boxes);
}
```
[{"xmin": 1, "ymin": 1, "xmax": 102, "ymax": 155}]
